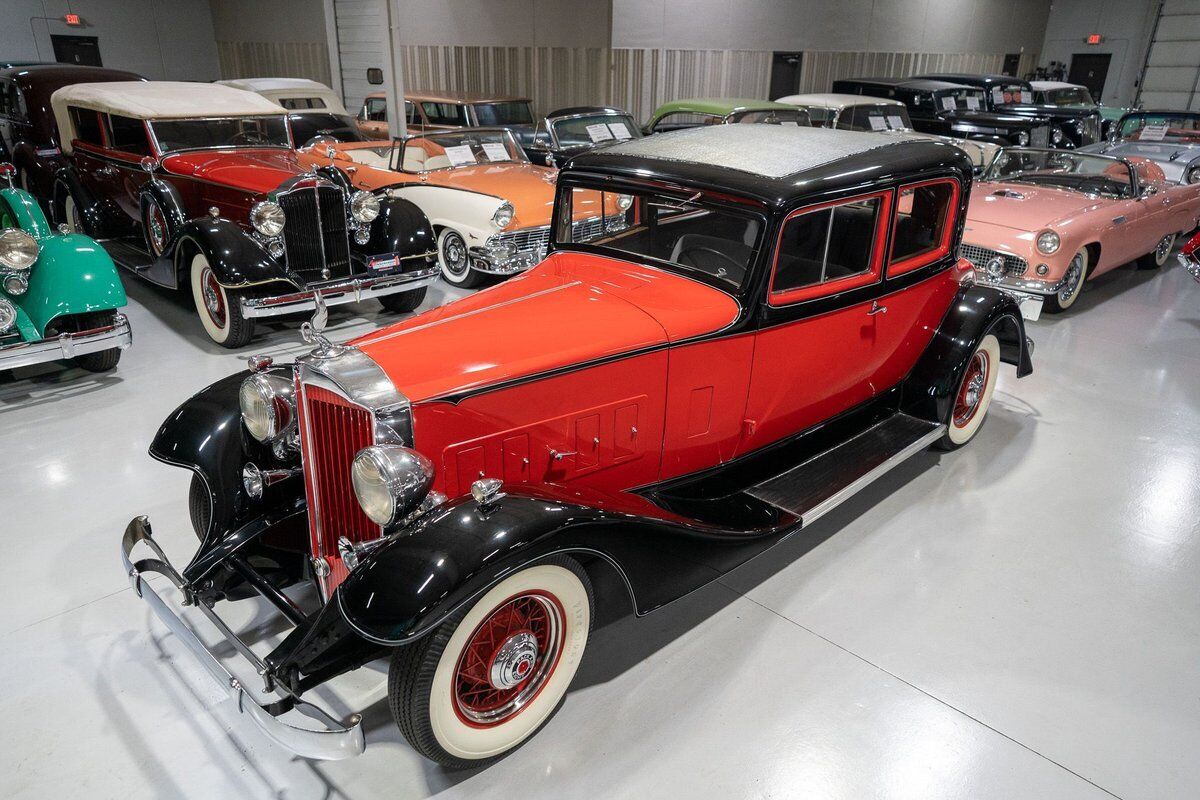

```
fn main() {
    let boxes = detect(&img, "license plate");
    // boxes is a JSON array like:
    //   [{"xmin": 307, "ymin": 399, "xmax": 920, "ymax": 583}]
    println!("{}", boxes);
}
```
[
  {"xmin": 368, "ymin": 254, "xmax": 400, "ymax": 271},
  {"xmin": 1031, "ymin": 127, "xmax": 1048, "ymax": 147},
  {"xmin": 1017, "ymin": 294, "xmax": 1043, "ymax": 321}
]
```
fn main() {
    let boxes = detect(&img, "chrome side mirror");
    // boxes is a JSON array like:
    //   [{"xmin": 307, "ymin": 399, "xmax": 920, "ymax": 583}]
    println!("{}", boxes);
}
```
[{"xmin": 1140, "ymin": 183, "xmax": 1158, "ymax": 199}]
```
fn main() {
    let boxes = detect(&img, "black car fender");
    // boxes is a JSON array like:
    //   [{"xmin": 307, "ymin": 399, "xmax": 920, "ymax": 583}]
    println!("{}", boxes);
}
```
[
  {"xmin": 363, "ymin": 194, "xmax": 436, "ymax": 261},
  {"xmin": 901, "ymin": 283, "xmax": 1031, "ymax": 425},
  {"xmin": 138, "ymin": 176, "xmax": 188, "ymax": 246},
  {"xmin": 51, "ymin": 164, "xmax": 105, "ymax": 234},
  {"xmin": 168, "ymin": 217, "xmax": 285, "ymax": 287}
]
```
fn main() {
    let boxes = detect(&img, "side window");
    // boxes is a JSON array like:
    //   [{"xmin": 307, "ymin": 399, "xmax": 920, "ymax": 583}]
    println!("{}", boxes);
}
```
[
  {"xmin": 68, "ymin": 106, "xmax": 104, "ymax": 147},
  {"xmin": 652, "ymin": 112, "xmax": 721, "ymax": 132},
  {"xmin": 421, "ymin": 102, "xmax": 466, "ymax": 126},
  {"xmin": 365, "ymin": 97, "xmax": 387, "ymax": 122},
  {"xmin": 807, "ymin": 107, "xmax": 836, "ymax": 128},
  {"xmin": 770, "ymin": 192, "xmax": 888, "ymax": 304},
  {"xmin": 106, "ymin": 114, "xmax": 152, "ymax": 156},
  {"xmin": 889, "ymin": 179, "xmax": 958, "ymax": 275},
  {"xmin": 279, "ymin": 97, "xmax": 326, "ymax": 110},
  {"xmin": 404, "ymin": 100, "xmax": 418, "ymax": 124},
  {"xmin": 0, "ymin": 81, "xmax": 23, "ymax": 120}
]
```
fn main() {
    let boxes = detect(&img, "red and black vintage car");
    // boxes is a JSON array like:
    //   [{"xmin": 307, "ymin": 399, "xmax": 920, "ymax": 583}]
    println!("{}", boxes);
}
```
[
  {"xmin": 51, "ymin": 81, "xmax": 437, "ymax": 347},
  {"xmin": 122, "ymin": 125, "xmax": 1033, "ymax": 766}
]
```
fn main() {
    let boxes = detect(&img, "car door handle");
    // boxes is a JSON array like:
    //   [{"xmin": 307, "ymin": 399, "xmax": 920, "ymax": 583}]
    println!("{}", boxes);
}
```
[
  {"xmin": 867, "ymin": 301, "xmax": 887, "ymax": 316},
  {"xmin": 96, "ymin": 166, "xmax": 117, "ymax": 177},
  {"xmin": 1112, "ymin": 215, "xmax": 1126, "ymax": 224}
]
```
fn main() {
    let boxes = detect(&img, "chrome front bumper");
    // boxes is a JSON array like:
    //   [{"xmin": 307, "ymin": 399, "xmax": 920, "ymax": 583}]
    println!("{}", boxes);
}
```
[
  {"xmin": 241, "ymin": 266, "xmax": 438, "ymax": 319},
  {"xmin": 469, "ymin": 245, "xmax": 543, "ymax": 275},
  {"xmin": 120, "ymin": 516, "xmax": 365, "ymax": 760},
  {"xmin": 1181, "ymin": 253, "xmax": 1200, "ymax": 283},
  {"xmin": 0, "ymin": 312, "xmax": 132, "ymax": 370},
  {"xmin": 974, "ymin": 272, "xmax": 1068, "ymax": 320}
]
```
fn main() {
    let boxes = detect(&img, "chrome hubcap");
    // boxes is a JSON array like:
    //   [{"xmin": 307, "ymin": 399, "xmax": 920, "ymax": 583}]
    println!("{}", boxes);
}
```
[
  {"xmin": 443, "ymin": 235, "xmax": 468, "ymax": 275},
  {"xmin": 1157, "ymin": 236, "xmax": 1172, "ymax": 261},
  {"xmin": 1060, "ymin": 256, "xmax": 1083, "ymax": 302},
  {"xmin": 963, "ymin": 372, "xmax": 985, "ymax": 410},
  {"xmin": 489, "ymin": 631, "xmax": 539, "ymax": 690}
]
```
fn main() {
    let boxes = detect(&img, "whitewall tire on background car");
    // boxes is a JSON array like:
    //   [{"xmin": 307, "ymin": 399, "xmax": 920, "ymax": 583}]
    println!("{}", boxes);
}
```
[
  {"xmin": 389, "ymin": 556, "xmax": 594, "ymax": 768},
  {"xmin": 1045, "ymin": 249, "xmax": 1089, "ymax": 314},
  {"xmin": 62, "ymin": 193, "xmax": 83, "ymax": 235},
  {"xmin": 938, "ymin": 333, "xmax": 1000, "ymax": 449},
  {"xmin": 1138, "ymin": 233, "xmax": 1175, "ymax": 270},
  {"xmin": 437, "ymin": 228, "xmax": 484, "ymax": 288},
  {"xmin": 189, "ymin": 252, "xmax": 253, "ymax": 348}
]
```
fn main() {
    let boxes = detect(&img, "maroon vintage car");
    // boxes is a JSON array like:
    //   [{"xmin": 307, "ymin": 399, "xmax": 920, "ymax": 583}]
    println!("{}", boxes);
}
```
[
  {"xmin": 50, "ymin": 80, "xmax": 437, "ymax": 347},
  {"xmin": 0, "ymin": 64, "xmax": 143, "ymax": 209}
]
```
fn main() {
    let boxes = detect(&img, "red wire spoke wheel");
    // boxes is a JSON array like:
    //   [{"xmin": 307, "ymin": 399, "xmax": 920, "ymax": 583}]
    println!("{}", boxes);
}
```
[
  {"xmin": 939, "ymin": 333, "xmax": 1000, "ymax": 450},
  {"xmin": 953, "ymin": 350, "xmax": 990, "ymax": 428}
]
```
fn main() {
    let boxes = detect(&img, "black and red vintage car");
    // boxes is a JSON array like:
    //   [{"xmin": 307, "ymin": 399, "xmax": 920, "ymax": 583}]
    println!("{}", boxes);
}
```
[
  {"xmin": 0, "ymin": 64, "xmax": 144, "ymax": 209},
  {"xmin": 51, "ymin": 81, "xmax": 437, "ymax": 347},
  {"xmin": 122, "ymin": 125, "xmax": 1033, "ymax": 766}
]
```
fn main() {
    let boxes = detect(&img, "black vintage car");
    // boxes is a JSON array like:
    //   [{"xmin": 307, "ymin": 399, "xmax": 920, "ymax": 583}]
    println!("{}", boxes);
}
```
[
  {"xmin": 914, "ymin": 73, "xmax": 1102, "ymax": 148},
  {"xmin": 525, "ymin": 105, "xmax": 643, "ymax": 167},
  {"xmin": 0, "ymin": 64, "xmax": 144, "ymax": 209},
  {"xmin": 122, "ymin": 125, "xmax": 1032, "ymax": 767},
  {"xmin": 51, "ymin": 80, "xmax": 437, "ymax": 347},
  {"xmin": 833, "ymin": 77, "xmax": 1054, "ymax": 148}
]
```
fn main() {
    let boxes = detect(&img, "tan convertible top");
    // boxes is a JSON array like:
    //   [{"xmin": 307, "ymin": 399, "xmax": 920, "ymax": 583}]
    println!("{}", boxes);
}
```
[{"xmin": 51, "ymin": 81, "xmax": 285, "ymax": 153}]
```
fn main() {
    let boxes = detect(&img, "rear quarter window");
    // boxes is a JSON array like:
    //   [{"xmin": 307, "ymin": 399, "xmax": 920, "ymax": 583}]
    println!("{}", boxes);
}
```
[
  {"xmin": 888, "ymin": 179, "xmax": 959, "ymax": 276},
  {"xmin": 68, "ymin": 106, "xmax": 104, "ymax": 147}
]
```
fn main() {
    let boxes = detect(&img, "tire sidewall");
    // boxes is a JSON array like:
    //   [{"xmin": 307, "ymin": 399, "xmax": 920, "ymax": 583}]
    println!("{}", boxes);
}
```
[
  {"xmin": 437, "ymin": 228, "xmax": 473, "ymax": 286},
  {"xmin": 1153, "ymin": 233, "xmax": 1175, "ymax": 267},
  {"xmin": 190, "ymin": 251, "xmax": 234, "ymax": 344},
  {"xmin": 946, "ymin": 333, "xmax": 1001, "ymax": 446},
  {"xmin": 426, "ymin": 563, "xmax": 591, "ymax": 761},
  {"xmin": 1053, "ymin": 249, "xmax": 1089, "ymax": 311}
]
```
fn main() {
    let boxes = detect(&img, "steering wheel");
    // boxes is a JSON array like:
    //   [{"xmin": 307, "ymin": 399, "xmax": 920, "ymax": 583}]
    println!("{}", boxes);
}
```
[
  {"xmin": 676, "ymin": 244, "xmax": 743, "ymax": 277},
  {"xmin": 231, "ymin": 130, "xmax": 269, "ymax": 146}
]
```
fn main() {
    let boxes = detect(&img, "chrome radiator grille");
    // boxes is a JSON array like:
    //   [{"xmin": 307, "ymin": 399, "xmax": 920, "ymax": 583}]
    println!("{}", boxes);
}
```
[
  {"xmin": 493, "ymin": 215, "xmax": 619, "ymax": 254},
  {"xmin": 298, "ymin": 383, "xmax": 379, "ymax": 594},
  {"xmin": 959, "ymin": 243, "xmax": 1028, "ymax": 277},
  {"xmin": 1030, "ymin": 125, "xmax": 1049, "ymax": 147},
  {"xmin": 278, "ymin": 185, "xmax": 352, "ymax": 281}
]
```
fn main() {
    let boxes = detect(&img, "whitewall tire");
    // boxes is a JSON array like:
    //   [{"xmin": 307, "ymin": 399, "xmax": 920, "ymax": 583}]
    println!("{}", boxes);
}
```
[
  {"xmin": 938, "ymin": 333, "xmax": 1000, "ymax": 450},
  {"xmin": 1137, "ymin": 233, "xmax": 1175, "ymax": 270},
  {"xmin": 63, "ymin": 194, "xmax": 82, "ymax": 234},
  {"xmin": 189, "ymin": 252, "xmax": 253, "ymax": 348},
  {"xmin": 1045, "ymin": 249, "xmax": 1088, "ymax": 313},
  {"xmin": 389, "ymin": 556, "xmax": 593, "ymax": 768},
  {"xmin": 437, "ymin": 228, "xmax": 483, "ymax": 288}
]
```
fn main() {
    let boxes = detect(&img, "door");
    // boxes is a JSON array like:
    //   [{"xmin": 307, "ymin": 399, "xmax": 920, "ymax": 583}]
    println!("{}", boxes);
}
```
[
  {"xmin": 1068, "ymin": 53, "xmax": 1111, "ymax": 102},
  {"xmin": 51, "ymin": 35, "xmax": 102, "ymax": 66},
  {"xmin": 740, "ymin": 191, "xmax": 893, "ymax": 455},
  {"xmin": 1002, "ymin": 53, "xmax": 1021, "ymax": 77},
  {"xmin": 358, "ymin": 96, "xmax": 388, "ymax": 139},
  {"xmin": 769, "ymin": 53, "xmax": 802, "ymax": 100}
]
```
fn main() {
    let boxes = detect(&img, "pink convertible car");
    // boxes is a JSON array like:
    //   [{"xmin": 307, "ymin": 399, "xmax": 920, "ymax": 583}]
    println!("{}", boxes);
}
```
[{"xmin": 960, "ymin": 148, "xmax": 1200, "ymax": 317}]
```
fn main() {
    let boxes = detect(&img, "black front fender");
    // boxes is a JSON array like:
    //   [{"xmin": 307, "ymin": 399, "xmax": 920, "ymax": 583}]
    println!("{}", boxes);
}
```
[
  {"xmin": 901, "ymin": 283, "xmax": 1031, "ymax": 425},
  {"xmin": 169, "ymin": 218, "xmax": 284, "ymax": 286},
  {"xmin": 363, "ymin": 195, "xmax": 436, "ymax": 260}
]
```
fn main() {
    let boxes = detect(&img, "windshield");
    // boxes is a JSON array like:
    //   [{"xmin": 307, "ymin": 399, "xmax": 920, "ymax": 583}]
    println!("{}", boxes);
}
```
[
  {"xmin": 394, "ymin": 130, "xmax": 527, "ymax": 172},
  {"xmin": 289, "ymin": 113, "xmax": 366, "ymax": 145},
  {"xmin": 472, "ymin": 101, "xmax": 534, "ymax": 125},
  {"xmin": 1117, "ymin": 113, "xmax": 1200, "ymax": 143},
  {"xmin": 838, "ymin": 104, "xmax": 912, "ymax": 132},
  {"xmin": 150, "ymin": 116, "xmax": 290, "ymax": 152},
  {"xmin": 549, "ymin": 113, "xmax": 640, "ymax": 148},
  {"xmin": 926, "ymin": 88, "xmax": 987, "ymax": 112},
  {"xmin": 1043, "ymin": 87, "xmax": 1095, "ymax": 106},
  {"xmin": 728, "ymin": 108, "xmax": 811, "ymax": 126},
  {"xmin": 556, "ymin": 185, "xmax": 763, "ymax": 292},
  {"xmin": 986, "ymin": 148, "xmax": 1135, "ymax": 198},
  {"xmin": 992, "ymin": 84, "xmax": 1034, "ymax": 106}
]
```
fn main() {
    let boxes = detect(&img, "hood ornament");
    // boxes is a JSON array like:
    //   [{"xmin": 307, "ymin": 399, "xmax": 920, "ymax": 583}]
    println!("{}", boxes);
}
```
[{"xmin": 300, "ymin": 293, "xmax": 345, "ymax": 359}]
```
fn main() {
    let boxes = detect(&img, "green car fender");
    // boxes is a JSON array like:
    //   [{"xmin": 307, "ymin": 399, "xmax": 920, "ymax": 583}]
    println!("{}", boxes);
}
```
[{"xmin": 1, "ymin": 188, "xmax": 127, "ymax": 338}]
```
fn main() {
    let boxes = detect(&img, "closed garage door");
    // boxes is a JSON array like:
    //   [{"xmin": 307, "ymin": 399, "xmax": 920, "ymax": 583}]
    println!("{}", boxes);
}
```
[
  {"xmin": 1138, "ymin": 0, "xmax": 1200, "ymax": 110},
  {"xmin": 333, "ymin": 0, "xmax": 385, "ymax": 116}
]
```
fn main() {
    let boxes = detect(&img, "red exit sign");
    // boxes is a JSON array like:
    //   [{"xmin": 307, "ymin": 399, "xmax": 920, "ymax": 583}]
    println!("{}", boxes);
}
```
[
  {"xmin": 64, "ymin": 13, "xmax": 81, "ymax": 26},
  {"xmin": 1085, "ymin": 33, "xmax": 1103, "ymax": 45}
]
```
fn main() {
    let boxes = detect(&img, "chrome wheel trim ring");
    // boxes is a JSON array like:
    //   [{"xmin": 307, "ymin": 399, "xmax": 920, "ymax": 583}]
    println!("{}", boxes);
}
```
[
  {"xmin": 441, "ymin": 231, "xmax": 469, "ymax": 277},
  {"xmin": 1059, "ymin": 255, "xmax": 1083, "ymax": 303},
  {"xmin": 1156, "ymin": 234, "xmax": 1174, "ymax": 264}
]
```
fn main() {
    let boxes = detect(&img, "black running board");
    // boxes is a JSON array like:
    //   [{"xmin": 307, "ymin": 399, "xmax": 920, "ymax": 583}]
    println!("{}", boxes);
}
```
[
  {"xmin": 746, "ymin": 413, "xmax": 943, "ymax": 526},
  {"xmin": 102, "ymin": 239, "xmax": 176, "ymax": 287}
]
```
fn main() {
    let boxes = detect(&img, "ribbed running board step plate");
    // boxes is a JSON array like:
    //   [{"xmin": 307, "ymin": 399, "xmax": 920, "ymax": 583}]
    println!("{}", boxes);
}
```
[{"xmin": 746, "ymin": 413, "xmax": 944, "ymax": 526}]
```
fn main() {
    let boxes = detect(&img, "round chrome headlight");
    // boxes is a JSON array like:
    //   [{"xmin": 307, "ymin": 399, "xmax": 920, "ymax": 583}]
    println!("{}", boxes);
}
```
[
  {"xmin": 0, "ymin": 228, "xmax": 38, "ymax": 271},
  {"xmin": 1036, "ymin": 230, "xmax": 1060, "ymax": 255},
  {"xmin": 1187, "ymin": 165, "xmax": 1200, "ymax": 184},
  {"xmin": 3, "ymin": 272, "xmax": 28, "ymax": 295},
  {"xmin": 350, "ymin": 190, "xmax": 380, "ymax": 223},
  {"xmin": 1015, "ymin": 131, "xmax": 1030, "ymax": 146},
  {"xmin": 616, "ymin": 194, "xmax": 633, "ymax": 210},
  {"xmin": 351, "ymin": 445, "xmax": 434, "ymax": 526},
  {"xmin": 250, "ymin": 201, "xmax": 286, "ymax": 237},
  {"xmin": 0, "ymin": 297, "xmax": 15, "ymax": 333},
  {"xmin": 1051, "ymin": 127, "xmax": 1064, "ymax": 144},
  {"xmin": 238, "ymin": 372, "xmax": 295, "ymax": 442},
  {"xmin": 492, "ymin": 201, "xmax": 514, "ymax": 229}
]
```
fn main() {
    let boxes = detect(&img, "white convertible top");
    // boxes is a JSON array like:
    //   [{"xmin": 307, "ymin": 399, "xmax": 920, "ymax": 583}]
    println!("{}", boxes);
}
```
[
  {"xmin": 1029, "ymin": 81, "xmax": 1085, "ymax": 91},
  {"xmin": 216, "ymin": 77, "xmax": 348, "ymax": 116},
  {"xmin": 52, "ymin": 81, "xmax": 286, "ymax": 153},
  {"xmin": 776, "ymin": 93, "xmax": 904, "ymax": 111}
]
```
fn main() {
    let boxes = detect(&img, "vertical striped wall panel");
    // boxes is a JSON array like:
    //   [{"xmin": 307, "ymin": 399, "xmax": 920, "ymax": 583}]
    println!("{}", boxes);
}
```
[{"xmin": 216, "ymin": 42, "xmax": 332, "ymax": 86}]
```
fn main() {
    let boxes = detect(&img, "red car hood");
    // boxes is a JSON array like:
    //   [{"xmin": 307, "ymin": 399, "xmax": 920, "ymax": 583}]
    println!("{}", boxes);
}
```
[
  {"xmin": 967, "ymin": 181, "xmax": 1107, "ymax": 232},
  {"xmin": 352, "ymin": 252, "xmax": 740, "ymax": 403},
  {"xmin": 162, "ymin": 148, "xmax": 303, "ymax": 194}
]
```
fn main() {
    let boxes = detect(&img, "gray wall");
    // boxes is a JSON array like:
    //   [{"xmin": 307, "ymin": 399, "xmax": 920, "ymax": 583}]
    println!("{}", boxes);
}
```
[
  {"xmin": 2, "ymin": 0, "xmax": 219, "ymax": 80},
  {"xmin": 393, "ymin": 0, "xmax": 612, "ymax": 47},
  {"xmin": 612, "ymin": 0, "xmax": 1050, "ymax": 54},
  {"xmin": 209, "ymin": 0, "xmax": 333, "ymax": 83},
  {"xmin": 1040, "ymin": 0, "xmax": 1159, "ymax": 107}
]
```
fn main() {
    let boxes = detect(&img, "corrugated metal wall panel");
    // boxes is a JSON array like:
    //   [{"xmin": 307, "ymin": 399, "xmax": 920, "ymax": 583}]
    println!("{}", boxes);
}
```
[
  {"xmin": 1137, "ymin": 1, "xmax": 1200, "ymax": 111},
  {"xmin": 216, "ymin": 42, "xmax": 332, "ymax": 84}
]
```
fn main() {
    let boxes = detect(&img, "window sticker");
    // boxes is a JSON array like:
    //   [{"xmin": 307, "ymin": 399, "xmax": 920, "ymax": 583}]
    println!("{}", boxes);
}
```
[
  {"xmin": 586, "ymin": 122, "xmax": 614, "ymax": 143},
  {"xmin": 444, "ymin": 144, "xmax": 477, "ymax": 166},
  {"xmin": 886, "ymin": 114, "xmax": 905, "ymax": 129},
  {"xmin": 965, "ymin": 96, "xmax": 980, "ymax": 110},
  {"xmin": 941, "ymin": 96, "xmax": 957, "ymax": 111},
  {"xmin": 868, "ymin": 115, "xmax": 888, "ymax": 131},
  {"xmin": 1020, "ymin": 90, "xmax": 1033, "ymax": 104},
  {"xmin": 1139, "ymin": 124, "xmax": 1168, "ymax": 141},
  {"xmin": 992, "ymin": 87, "xmax": 1004, "ymax": 104},
  {"xmin": 481, "ymin": 142, "xmax": 510, "ymax": 161},
  {"xmin": 607, "ymin": 121, "xmax": 632, "ymax": 139}
]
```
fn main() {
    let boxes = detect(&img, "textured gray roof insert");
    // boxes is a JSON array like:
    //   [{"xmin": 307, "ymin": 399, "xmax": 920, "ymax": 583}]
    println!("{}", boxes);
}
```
[{"xmin": 598, "ymin": 125, "xmax": 900, "ymax": 178}]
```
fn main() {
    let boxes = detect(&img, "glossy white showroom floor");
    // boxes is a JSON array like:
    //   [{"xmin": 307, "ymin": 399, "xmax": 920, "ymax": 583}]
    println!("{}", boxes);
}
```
[{"xmin": 2, "ymin": 255, "xmax": 1198, "ymax": 800}]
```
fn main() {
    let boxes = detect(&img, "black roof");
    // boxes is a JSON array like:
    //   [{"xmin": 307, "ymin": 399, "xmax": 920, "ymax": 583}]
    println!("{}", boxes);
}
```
[
  {"xmin": 839, "ymin": 77, "xmax": 975, "ymax": 92},
  {"xmin": 916, "ymin": 73, "xmax": 1030, "ymax": 88},
  {"xmin": 0, "ymin": 63, "xmax": 143, "ymax": 90},
  {"xmin": 565, "ymin": 125, "xmax": 972, "ymax": 209},
  {"xmin": 546, "ymin": 105, "xmax": 632, "ymax": 119}
]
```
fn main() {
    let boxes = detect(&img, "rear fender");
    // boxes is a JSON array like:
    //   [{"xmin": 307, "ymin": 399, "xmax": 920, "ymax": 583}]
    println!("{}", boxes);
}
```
[
  {"xmin": 18, "ymin": 234, "xmax": 127, "ymax": 335},
  {"xmin": 901, "ymin": 283, "xmax": 1031, "ymax": 425}
]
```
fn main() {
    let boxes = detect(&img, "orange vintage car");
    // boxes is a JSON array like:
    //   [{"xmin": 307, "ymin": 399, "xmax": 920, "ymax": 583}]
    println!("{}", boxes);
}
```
[{"xmin": 300, "ymin": 128, "xmax": 622, "ymax": 287}]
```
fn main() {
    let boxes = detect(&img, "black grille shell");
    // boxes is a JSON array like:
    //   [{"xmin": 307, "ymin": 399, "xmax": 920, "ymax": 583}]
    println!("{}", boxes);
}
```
[{"xmin": 278, "ymin": 185, "xmax": 352, "ymax": 281}]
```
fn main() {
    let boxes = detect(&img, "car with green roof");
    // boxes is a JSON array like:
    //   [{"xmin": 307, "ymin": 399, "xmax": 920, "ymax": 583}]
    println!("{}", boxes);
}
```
[
  {"xmin": 644, "ymin": 97, "xmax": 811, "ymax": 134},
  {"xmin": 0, "ymin": 162, "xmax": 131, "ymax": 374}
]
